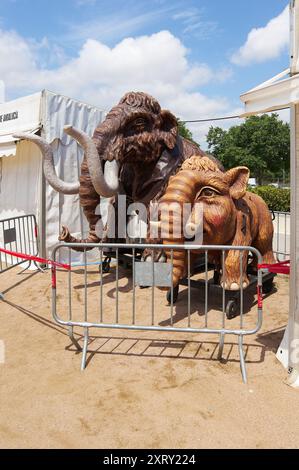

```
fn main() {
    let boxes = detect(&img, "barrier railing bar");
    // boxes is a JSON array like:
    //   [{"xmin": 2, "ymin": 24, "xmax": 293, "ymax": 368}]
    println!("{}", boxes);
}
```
[
  {"xmin": 0, "ymin": 215, "xmax": 40, "ymax": 275},
  {"xmin": 68, "ymin": 249, "xmax": 72, "ymax": 321},
  {"xmin": 187, "ymin": 249, "xmax": 191, "ymax": 328},
  {"xmin": 204, "ymin": 250, "xmax": 208, "ymax": 328},
  {"xmin": 222, "ymin": 250, "xmax": 225, "ymax": 329},
  {"xmin": 116, "ymin": 247, "xmax": 119, "ymax": 324},
  {"xmin": 151, "ymin": 248, "xmax": 155, "ymax": 326},
  {"xmin": 100, "ymin": 249, "xmax": 103, "ymax": 323},
  {"xmin": 132, "ymin": 247, "xmax": 136, "ymax": 325},
  {"xmin": 84, "ymin": 248, "xmax": 87, "ymax": 322},
  {"xmin": 241, "ymin": 252, "xmax": 244, "ymax": 328},
  {"xmin": 170, "ymin": 249, "xmax": 174, "ymax": 327},
  {"xmin": 52, "ymin": 241, "xmax": 264, "ymax": 381}
]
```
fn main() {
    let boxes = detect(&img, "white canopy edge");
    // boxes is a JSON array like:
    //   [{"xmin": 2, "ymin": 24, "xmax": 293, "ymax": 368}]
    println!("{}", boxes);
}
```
[
  {"xmin": 239, "ymin": 71, "xmax": 299, "ymax": 117},
  {"xmin": 0, "ymin": 91, "xmax": 42, "ymax": 157}
]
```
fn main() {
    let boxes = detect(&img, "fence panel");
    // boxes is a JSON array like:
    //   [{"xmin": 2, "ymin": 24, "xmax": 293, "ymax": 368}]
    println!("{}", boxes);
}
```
[
  {"xmin": 52, "ymin": 242, "xmax": 267, "ymax": 383},
  {"xmin": 0, "ymin": 214, "xmax": 39, "ymax": 274},
  {"xmin": 272, "ymin": 211, "xmax": 290, "ymax": 260}
]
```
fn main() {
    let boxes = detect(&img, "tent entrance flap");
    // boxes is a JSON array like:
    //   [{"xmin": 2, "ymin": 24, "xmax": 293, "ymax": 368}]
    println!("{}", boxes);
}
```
[{"xmin": 0, "ymin": 127, "xmax": 41, "ymax": 158}]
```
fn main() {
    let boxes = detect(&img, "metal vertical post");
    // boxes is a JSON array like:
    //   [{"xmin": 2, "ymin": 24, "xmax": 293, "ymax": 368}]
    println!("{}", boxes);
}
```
[{"xmin": 287, "ymin": 103, "xmax": 299, "ymax": 387}]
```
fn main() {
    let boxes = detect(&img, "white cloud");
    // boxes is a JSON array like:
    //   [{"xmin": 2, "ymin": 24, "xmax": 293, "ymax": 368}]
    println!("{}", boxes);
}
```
[
  {"xmin": 64, "ymin": 5, "xmax": 176, "ymax": 45},
  {"xmin": 172, "ymin": 7, "xmax": 219, "ymax": 39},
  {"xmin": 0, "ymin": 28, "xmax": 236, "ymax": 147},
  {"xmin": 231, "ymin": 6, "xmax": 289, "ymax": 66}
]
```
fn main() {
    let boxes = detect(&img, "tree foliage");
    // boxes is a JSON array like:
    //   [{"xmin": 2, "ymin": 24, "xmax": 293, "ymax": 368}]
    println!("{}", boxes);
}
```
[
  {"xmin": 249, "ymin": 186, "xmax": 290, "ymax": 212},
  {"xmin": 206, "ymin": 114, "xmax": 290, "ymax": 185},
  {"xmin": 177, "ymin": 119, "xmax": 199, "ymax": 146}
]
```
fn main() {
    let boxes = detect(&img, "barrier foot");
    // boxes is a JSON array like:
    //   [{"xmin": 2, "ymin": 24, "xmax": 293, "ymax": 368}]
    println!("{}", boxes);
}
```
[
  {"xmin": 0, "ymin": 292, "xmax": 3, "ymax": 300},
  {"xmin": 18, "ymin": 260, "xmax": 45, "ymax": 274},
  {"xmin": 218, "ymin": 333, "xmax": 225, "ymax": 360},
  {"xmin": 68, "ymin": 326, "xmax": 82, "ymax": 351},
  {"xmin": 238, "ymin": 335, "xmax": 247, "ymax": 384},
  {"xmin": 81, "ymin": 327, "xmax": 89, "ymax": 371},
  {"xmin": 18, "ymin": 260, "xmax": 33, "ymax": 274},
  {"xmin": 33, "ymin": 261, "xmax": 46, "ymax": 273}
]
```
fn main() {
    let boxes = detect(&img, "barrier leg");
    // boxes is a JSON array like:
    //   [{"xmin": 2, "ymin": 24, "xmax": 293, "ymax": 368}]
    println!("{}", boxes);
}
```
[
  {"xmin": 238, "ymin": 335, "xmax": 247, "ymax": 384},
  {"xmin": 18, "ymin": 260, "xmax": 45, "ymax": 274},
  {"xmin": 81, "ymin": 327, "xmax": 89, "ymax": 371},
  {"xmin": 18, "ymin": 260, "xmax": 32, "ymax": 274},
  {"xmin": 218, "ymin": 333, "xmax": 225, "ymax": 360},
  {"xmin": 68, "ymin": 326, "xmax": 82, "ymax": 351},
  {"xmin": 33, "ymin": 261, "xmax": 45, "ymax": 273}
]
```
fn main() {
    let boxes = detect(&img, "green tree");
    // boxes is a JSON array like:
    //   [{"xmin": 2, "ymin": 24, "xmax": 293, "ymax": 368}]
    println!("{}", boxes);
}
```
[
  {"xmin": 206, "ymin": 114, "xmax": 290, "ymax": 185},
  {"xmin": 177, "ymin": 119, "xmax": 199, "ymax": 146}
]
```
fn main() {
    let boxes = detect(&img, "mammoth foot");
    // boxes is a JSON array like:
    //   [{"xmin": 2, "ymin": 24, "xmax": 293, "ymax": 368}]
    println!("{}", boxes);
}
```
[
  {"xmin": 220, "ymin": 276, "xmax": 249, "ymax": 291},
  {"xmin": 142, "ymin": 248, "xmax": 167, "ymax": 263}
]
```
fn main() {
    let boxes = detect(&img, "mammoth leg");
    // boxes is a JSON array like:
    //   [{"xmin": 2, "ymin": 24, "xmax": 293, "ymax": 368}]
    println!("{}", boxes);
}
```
[
  {"xmin": 222, "ymin": 248, "xmax": 250, "ymax": 290},
  {"xmin": 59, "ymin": 158, "xmax": 102, "ymax": 251},
  {"xmin": 253, "ymin": 215, "xmax": 276, "ymax": 266},
  {"xmin": 221, "ymin": 213, "xmax": 251, "ymax": 290}
]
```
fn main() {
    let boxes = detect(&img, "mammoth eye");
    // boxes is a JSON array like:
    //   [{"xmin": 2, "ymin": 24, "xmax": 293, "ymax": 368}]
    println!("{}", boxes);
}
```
[
  {"xmin": 199, "ymin": 187, "xmax": 219, "ymax": 198},
  {"xmin": 125, "ymin": 117, "xmax": 148, "ymax": 135}
]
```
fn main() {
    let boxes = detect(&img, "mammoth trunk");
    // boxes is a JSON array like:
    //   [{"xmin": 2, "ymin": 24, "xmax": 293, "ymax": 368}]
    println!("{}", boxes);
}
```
[
  {"xmin": 159, "ymin": 172, "xmax": 199, "ymax": 289},
  {"xmin": 59, "ymin": 157, "xmax": 102, "ymax": 251}
]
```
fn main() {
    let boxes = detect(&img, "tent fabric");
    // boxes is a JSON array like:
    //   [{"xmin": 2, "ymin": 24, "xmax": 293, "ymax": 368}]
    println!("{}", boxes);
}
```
[
  {"xmin": 42, "ymin": 91, "xmax": 104, "ymax": 265},
  {"xmin": 0, "ymin": 140, "xmax": 42, "ymax": 265},
  {"xmin": 0, "ymin": 90, "xmax": 104, "ymax": 266},
  {"xmin": 0, "ymin": 141, "xmax": 41, "ymax": 219}
]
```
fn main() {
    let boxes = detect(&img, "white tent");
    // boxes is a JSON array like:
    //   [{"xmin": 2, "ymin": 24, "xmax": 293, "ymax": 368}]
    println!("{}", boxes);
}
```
[
  {"xmin": 240, "ymin": 0, "xmax": 299, "ymax": 388},
  {"xmin": 0, "ymin": 89, "xmax": 104, "ymax": 263}
]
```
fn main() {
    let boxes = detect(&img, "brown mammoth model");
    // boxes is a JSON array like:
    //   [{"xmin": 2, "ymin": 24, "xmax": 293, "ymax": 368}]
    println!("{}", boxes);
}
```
[
  {"xmin": 156, "ymin": 156, "xmax": 275, "ymax": 290},
  {"xmin": 15, "ymin": 92, "xmax": 219, "ymax": 250}
]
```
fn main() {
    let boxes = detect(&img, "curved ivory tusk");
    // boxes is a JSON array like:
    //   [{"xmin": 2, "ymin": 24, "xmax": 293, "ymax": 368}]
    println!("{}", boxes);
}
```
[
  {"xmin": 13, "ymin": 133, "xmax": 80, "ymax": 195},
  {"xmin": 149, "ymin": 221, "xmax": 162, "ymax": 229},
  {"xmin": 104, "ymin": 160, "xmax": 120, "ymax": 193},
  {"xmin": 185, "ymin": 222, "xmax": 198, "ymax": 234},
  {"xmin": 64, "ymin": 125, "xmax": 119, "ymax": 198}
]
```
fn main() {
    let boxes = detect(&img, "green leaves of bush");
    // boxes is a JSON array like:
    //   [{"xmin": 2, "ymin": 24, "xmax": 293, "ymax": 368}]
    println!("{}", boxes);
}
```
[{"xmin": 249, "ymin": 186, "xmax": 290, "ymax": 212}]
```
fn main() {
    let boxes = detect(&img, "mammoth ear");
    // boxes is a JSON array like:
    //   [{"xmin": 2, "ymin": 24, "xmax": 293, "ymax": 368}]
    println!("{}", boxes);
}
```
[
  {"xmin": 160, "ymin": 110, "xmax": 178, "ymax": 150},
  {"xmin": 225, "ymin": 167, "xmax": 249, "ymax": 200}
]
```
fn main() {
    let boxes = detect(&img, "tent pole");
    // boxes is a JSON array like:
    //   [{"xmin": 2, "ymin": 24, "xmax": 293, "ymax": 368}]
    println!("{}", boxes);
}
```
[
  {"xmin": 39, "ymin": 170, "xmax": 46, "ymax": 261},
  {"xmin": 39, "ymin": 122, "xmax": 47, "ymax": 262},
  {"xmin": 287, "ymin": 103, "xmax": 299, "ymax": 387}
]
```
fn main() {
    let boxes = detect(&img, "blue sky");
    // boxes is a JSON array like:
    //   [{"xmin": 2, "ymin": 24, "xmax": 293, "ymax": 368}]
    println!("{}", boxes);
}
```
[{"xmin": 0, "ymin": 0, "xmax": 291, "ymax": 145}]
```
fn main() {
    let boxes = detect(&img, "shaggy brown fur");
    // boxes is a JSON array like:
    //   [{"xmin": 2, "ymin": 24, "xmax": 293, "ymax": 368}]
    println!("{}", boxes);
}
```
[
  {"xmin": 159, "ymin": 156, "xmax": 275, "ymax": 290},
  {"xmin": 59, "ymin": 92, "xmax": 215, "ymax": 249}
]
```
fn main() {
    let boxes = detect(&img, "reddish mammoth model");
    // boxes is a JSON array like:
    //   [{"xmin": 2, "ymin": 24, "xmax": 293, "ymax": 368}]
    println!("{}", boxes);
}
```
[
  {"xmin": 157, "ymin": 156, "xmax": 275, "ymax": 290},
  {"xmin": 15, "ymin": 92, "xmax": 220, "ymax": 249}
]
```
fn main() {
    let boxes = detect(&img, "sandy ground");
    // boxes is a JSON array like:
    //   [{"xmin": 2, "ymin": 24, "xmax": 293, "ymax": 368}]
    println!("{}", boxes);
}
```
[{"xmin": 0, "ymin": 261, "xmax": 298, "ymax": 449}]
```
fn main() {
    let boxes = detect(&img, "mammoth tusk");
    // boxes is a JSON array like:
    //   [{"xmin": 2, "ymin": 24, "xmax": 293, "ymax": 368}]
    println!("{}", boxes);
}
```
[
  {"xmin": 64, "ymin": 125, "xmax": 119, "ymax": 198},
  {"xmin": 149, "ymin": 220, "xmax": 162, "ymax": 229},
  {"xmin": 104, "ymin": 160, "xmax": 120, "ymax": 193},
  {"xmin": 185, "ymin": 222, "xmax": 198, "ymax": 234},
  {"xmin": 13, "ymin": 133, "xmax": 80, "ymax": 195}
]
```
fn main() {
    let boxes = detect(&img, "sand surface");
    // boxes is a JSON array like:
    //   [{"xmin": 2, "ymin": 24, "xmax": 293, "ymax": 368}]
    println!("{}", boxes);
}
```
[{"xmin": 0, "ymin": 262, "xmax": 298, "ymax": 449}]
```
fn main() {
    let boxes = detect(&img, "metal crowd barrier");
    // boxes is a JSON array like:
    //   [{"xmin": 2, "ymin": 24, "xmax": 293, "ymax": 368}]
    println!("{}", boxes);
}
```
[
  {"xmin": 0, "ymin": 214, "xmax": 39, "ymax": 273},
  {"xmin": 52, "ymin": 242, "xmax": 266, "ymax": 383},
  {"xmin": 272, "ymin": 211, "xmax": 290, "ymax": 260}
]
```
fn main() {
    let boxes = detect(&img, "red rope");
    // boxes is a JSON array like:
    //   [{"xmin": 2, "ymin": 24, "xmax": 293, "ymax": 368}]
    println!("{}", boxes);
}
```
[
  {"xmin": 258, "ymin": 260, "xmax": 290, "ymax": 275},
  {"xmin": 0, "ymin": 247, "xmax": 70, "ymax": 270}
]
